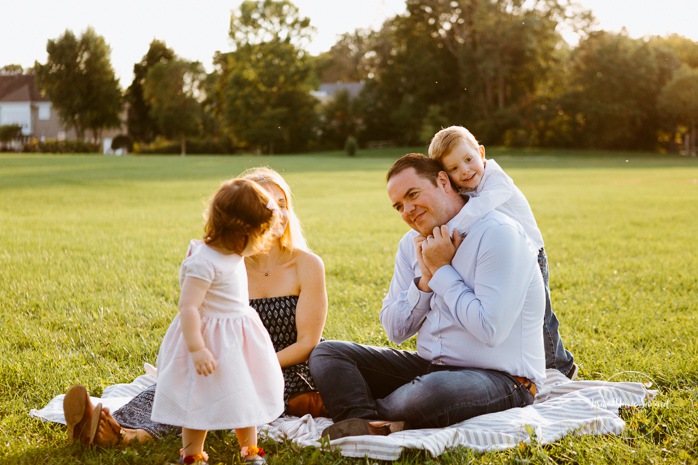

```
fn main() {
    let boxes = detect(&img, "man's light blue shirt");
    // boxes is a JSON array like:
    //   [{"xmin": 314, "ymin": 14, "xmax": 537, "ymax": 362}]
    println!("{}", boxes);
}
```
[{"xmin": 379, "ymin": 209, "xmax": 546, "ymax": 388}]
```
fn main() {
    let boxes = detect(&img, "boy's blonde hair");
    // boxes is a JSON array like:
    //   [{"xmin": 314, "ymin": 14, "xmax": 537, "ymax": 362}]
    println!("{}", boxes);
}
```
[
  {"xmin": 428, "ymin": 126, "xmax": 481, "ymax": 162},
  {"xmin": 203, "ymin": 178, "xmax": 275, "ymax": 254}
]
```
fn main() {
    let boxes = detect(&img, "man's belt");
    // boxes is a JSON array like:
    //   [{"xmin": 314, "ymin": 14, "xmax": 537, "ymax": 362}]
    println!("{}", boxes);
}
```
[{"xmin": 512, "ymin": 375, "xmax": 537, "ymax": 397}]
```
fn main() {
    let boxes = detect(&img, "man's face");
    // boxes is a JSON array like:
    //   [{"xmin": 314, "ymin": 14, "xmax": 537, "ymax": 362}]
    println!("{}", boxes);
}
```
[{"xmin": 387, "ymin": 167, "xmax": 455, "ymax": 236}]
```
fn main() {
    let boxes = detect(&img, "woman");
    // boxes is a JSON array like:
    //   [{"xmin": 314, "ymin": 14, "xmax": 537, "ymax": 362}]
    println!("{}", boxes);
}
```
[{"xmin": 64, "ymin": 167, "xmax": 328, "ymax": 447}]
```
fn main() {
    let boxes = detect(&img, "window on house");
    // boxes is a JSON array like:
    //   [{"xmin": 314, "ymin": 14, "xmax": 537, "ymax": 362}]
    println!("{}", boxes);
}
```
[{"xmin": 39, "ymin": 104, "xmax": 50, "ymax": 120}]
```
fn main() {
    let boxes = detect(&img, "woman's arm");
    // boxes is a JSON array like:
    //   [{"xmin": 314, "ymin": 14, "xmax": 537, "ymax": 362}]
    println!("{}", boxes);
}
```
[
  {"xmin": 276, "ymin": 252, "xmax": 327, "ymax": 368},
  {"xmin": 179, "ymin": 276, "xmax": 217, "ymax": 376}
]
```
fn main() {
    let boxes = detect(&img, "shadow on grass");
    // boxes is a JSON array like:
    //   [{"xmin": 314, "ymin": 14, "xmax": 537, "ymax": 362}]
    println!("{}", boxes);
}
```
[{"xmin": 4, "ymin": 443, "xmax": 170, "ymax": 465}]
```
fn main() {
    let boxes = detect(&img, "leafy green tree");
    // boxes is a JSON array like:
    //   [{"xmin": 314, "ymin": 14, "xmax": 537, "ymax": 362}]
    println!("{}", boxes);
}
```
[
  {"xmin": 314, "ymin": 30, "xmax": 374, "ymax": 83},
  {"xmin": 218, "ymin": 43, "xmax": 317, "ymax": 153},
  {"xmin": 319, "ymin": 89, "xmax": 360, "ymax": 149},
  {"xmin": 34, "ymin": 28, "xmax": 121, "ymax": 141},
  {"xmin": 350, "ymin": 0, "xmax": 590, "ymax": 146},
  {"xmin": 125, "ymin": 40, "xmax": 176, "ymax": 143},
  {"xmin": 143, "ymin": 59, "xmax": 204, "ymax": 155},
  {"xmin": 0, "ymin": 124, "xmax": 23, "ymax": 145},
  {"xmin": 419, "ymin": 104, "xmax": 451, "ymax": 144},
  {"xmin": 559, "ymin": 31, "xmax": 662, "ymax": 150},
  {"xmin": 228, "ymin": 0, "xmax": 314, "ymax": 48},
  {"xmin": 649, "ymin": 34, "xmax": 698, "ymax": 69},
  {"xmin": 658, "ymin": 67, "xmax": 698, "ymax": 155},
  {"xmin": 396, "ymin": 0, "xmax": 589, "ymax": 142},
  {"xmin": 199, "ymin": 69, "xmax": 226, "ymax": 144},
  {"xmin": 216, "ymin": 0, "xmax": 317, "ymax": 153},
  {"xmin": 353, "ymin": 16, "xmax": 460, "ymax": 146},
  {"xmin": 0, "ymin": 64, "xmax": 24, "ymax": 75}
]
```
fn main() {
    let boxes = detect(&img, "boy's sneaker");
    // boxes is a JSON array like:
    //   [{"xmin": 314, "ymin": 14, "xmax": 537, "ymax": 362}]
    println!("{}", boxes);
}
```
[{"xmin": 566, "ymin": 363, "xmax": 579, "ymax": 380}]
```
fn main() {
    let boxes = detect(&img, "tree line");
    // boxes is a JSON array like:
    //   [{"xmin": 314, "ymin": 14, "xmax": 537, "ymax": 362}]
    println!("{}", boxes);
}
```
[{"xmin": 16, "ymin": 0, "xmax": 698, "ymax": 154}]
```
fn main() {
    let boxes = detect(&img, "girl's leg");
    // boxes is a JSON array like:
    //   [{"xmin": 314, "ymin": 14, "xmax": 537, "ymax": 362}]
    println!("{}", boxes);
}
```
[
  {"xmin": 181, "ymin": 427, "xmax": 208, "ymax": 458},
  {"xmin": 235, "ymin": 426, "xmax": 260, "ymax": 460}
]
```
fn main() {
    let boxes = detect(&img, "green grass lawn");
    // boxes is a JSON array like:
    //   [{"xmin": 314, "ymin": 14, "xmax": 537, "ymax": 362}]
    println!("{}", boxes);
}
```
[{"xmin": 1, "ymin": 151, "xmax": 696, "ymax": 464}]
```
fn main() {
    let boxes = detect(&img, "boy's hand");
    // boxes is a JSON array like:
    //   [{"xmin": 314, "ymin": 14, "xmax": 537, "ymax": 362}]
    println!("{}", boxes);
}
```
[
  {"xmin": 452, "ymin": 227, "xmax": 464, "ymax": 249},
  {"xmin": 191, "ymin": 347, "xmax": 217, "ymax": 376}
]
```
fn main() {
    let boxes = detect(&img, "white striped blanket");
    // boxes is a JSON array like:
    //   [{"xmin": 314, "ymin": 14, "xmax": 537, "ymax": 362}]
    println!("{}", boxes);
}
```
[
  {"xmin": 261, "ymin": 369, "xmax": 655, "ymax": 460},
  {"xmin": 31, "ymin": 367, "xmax": 654, "ymax": 461}
]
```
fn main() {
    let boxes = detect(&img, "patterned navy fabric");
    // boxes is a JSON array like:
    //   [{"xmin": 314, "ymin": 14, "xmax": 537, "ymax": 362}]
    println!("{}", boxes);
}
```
[
  {"xmin": 251, "ymin": 296, "xmax": 319, "ymax": 402},
  {"xmin": 113, "ymin": 384, "xmax": 175, "ymax": 438}
]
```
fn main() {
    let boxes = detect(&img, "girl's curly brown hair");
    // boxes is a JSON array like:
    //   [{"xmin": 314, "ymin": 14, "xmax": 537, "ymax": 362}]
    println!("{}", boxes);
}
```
[{"xmin": 203, "ymin": 178, "xmax": 276, "ymax": 254}]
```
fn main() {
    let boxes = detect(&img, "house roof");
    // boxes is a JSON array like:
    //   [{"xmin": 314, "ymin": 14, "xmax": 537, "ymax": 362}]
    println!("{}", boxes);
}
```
[{"xmin": 0, "ymin": 74, "xmax": 49, "ymax": 103}]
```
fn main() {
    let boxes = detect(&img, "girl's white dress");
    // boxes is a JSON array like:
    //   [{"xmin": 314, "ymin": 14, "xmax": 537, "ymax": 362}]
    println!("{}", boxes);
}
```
[{"xmin": 151, "ymin": 240, "xmax": 284, "ymax": 430}]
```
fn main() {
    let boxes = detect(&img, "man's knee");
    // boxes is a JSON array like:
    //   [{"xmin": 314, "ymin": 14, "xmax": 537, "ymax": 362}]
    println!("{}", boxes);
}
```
[
  {"xmin": 311, "ymin": 340, "xmax": 346, "ymax": 360},
  {"xmin": 309, "ymin": 340, "xmax": 350, "ymax": 373}
]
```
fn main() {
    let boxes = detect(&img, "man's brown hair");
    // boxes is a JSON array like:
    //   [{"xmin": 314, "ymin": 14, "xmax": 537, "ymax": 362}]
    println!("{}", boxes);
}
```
[{"xmin": 386, "ymin": 153, "xmax": 443, "ymax": 185}]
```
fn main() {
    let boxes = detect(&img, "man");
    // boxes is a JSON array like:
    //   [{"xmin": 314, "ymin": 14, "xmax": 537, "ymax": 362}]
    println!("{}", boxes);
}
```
[{"xmin": 309, "ymin": 153, "xmax": 546, "ymax": 438}]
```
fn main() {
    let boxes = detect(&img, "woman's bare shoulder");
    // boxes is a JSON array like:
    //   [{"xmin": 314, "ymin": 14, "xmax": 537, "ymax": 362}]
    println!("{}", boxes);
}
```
[{"xmin": 293, "ymin": 249, "xmax": 325, "ymax": 272}]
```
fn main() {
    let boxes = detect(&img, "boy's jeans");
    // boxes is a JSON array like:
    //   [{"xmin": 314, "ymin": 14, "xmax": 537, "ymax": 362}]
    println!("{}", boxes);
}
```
[{"xmin": 538, "ymin": 248, "xmax": 575, "ymax": 376}]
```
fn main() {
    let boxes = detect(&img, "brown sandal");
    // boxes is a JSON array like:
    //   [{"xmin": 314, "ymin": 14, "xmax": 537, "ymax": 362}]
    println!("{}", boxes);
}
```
[
  {"xmin": 93, "ymin": 408, "xmax": 122, "ymax": 447},
  {"xmin": 63, "ymin": 385, "xmax": 101, "ymax": 445},
  {"xmin": 322, "ymin": 418, "xmax": 405, "ymax": 440},
  {"xmin": 94, "ymin": 408, "xmax": 154, "ymax": 447}
]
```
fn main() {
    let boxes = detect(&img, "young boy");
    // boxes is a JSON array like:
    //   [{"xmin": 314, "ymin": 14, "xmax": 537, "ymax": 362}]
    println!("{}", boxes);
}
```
[{"xmin": 428, "ymin": 125, "xmax": 577, "ymax": 379}]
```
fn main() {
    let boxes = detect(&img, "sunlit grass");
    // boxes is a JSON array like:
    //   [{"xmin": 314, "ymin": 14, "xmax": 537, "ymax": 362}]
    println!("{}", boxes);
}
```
[{"xmin": 1, "ymin": 151, "xmax": 696, "ymax": 464}]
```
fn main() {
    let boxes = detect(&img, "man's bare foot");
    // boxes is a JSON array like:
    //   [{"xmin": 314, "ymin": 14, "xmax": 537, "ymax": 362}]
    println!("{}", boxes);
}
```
[{"xmin": 93, "ymin": 407, "xmax": 154, "ymax": 447}]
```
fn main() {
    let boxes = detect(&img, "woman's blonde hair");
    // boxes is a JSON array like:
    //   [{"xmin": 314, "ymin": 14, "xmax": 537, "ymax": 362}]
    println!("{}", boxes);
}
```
[
  {"xmin": 428, "ymin": 125, "xmax": 481, "ymax": 162},
  {"xmin": 239, "ymin": 167, "xmax": 309, "ymax": 252},
  {"xmin": 203, "ymin": 178, "xmax": 276, "ymax": 254}
]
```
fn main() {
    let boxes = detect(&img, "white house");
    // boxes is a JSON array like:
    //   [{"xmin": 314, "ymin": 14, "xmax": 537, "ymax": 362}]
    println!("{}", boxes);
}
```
[
  {"xmin": 311, "ymin": 82, "xmax": 364, "ymax": 104},
  {"xmin": 0, "ymin": 73, "xmax": 77, "ymax": 141}
]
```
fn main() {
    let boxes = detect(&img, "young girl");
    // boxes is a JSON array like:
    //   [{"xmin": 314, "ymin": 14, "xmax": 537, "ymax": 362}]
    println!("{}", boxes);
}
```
[
  {"xmin": 428, "ymin": 125, "xmax": 577, "ymax": 380},
  {"xmin": 151, "ymin": 178, "xmax": 284, "ymax": 465}
]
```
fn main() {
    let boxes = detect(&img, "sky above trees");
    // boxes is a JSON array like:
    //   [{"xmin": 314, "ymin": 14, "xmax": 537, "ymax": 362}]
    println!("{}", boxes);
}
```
[{"xmin": 2, "ymin": 0, "xmax": 697, "ymax": 86}]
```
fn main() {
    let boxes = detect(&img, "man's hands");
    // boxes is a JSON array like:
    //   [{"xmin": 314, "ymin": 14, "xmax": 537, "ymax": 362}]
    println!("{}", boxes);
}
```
[
  {"xmin": 423, "ymin": 225, "xmax": 463, "ymax": 271},
  {"xmin": 414, "ymin": 225, "xmax": 463, "ymax": 291},
  {"xmin": 190, "ymin": 347, "xmax": 217, "ymax": 376},
  {"xmin": 414, "ymin": 235, "xmax": 433, "ymax": 291}
]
